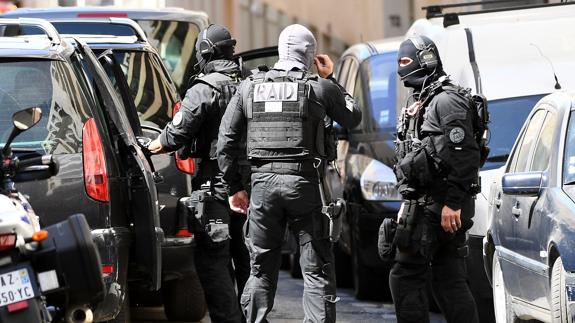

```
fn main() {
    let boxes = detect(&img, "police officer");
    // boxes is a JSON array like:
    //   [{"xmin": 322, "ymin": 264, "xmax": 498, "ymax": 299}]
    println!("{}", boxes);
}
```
[
  {"xmin": 390, "ymin": 35, "xmax": 480, "ymax": 323},
  {"xmin": 148, "ymin": 24, "xmax": 245, "ymax": 323},
  {"xmin": 217, "ymin": 24, "xmax": 361, "ymax": 323}
]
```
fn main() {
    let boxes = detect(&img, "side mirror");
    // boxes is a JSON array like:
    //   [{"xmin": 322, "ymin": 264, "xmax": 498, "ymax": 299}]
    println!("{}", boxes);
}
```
[
  {"xmin": 2, "ymin": 107, "xmax": 42, "ymax": 156},
  {"xmin": 13, "ymin": 107, "xmax": 42, "ymax": 131},
  {"xmin": 501, "ymin": 172, "xmax": 543, "ymax": 196}
]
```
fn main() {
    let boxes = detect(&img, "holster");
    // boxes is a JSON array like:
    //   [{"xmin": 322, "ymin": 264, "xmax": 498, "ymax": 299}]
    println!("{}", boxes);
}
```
[
  {"xmin": 377, "ymin": 218, "xmax": 397, "ymax": 262},
  {"xmin": 181, "ymin": 189, "xmax": 231, "ymax": 248},
  {"xmin": 321, "ymin": 198, "xmax": 345, "ymax": 242}
]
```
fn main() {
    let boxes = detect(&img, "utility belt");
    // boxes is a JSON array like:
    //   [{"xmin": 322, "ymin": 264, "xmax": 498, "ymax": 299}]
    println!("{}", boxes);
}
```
[
  {"xmin": 250, "ymin": 159, "xmax": 318, "ymax": 177},
  {"xmin": 181, "ymin": 188, "xmax": 231, "ymax": 248}
]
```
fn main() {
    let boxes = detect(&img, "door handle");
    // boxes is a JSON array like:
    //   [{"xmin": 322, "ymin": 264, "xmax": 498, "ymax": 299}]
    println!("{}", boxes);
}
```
[
  {"xmin": 512, "ymin": 204, "xmax": 522, "ymax": 218},
  {"xmin": 494, "ymin": 192, "xmax": 502, "ymax": 209}
]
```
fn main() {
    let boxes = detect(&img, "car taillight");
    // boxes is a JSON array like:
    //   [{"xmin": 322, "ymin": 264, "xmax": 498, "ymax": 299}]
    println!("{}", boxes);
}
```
[
  {"xmin": 176, "ymin": 155, "xmax": 195, "ymax": 175},
  {"xmin": 82, "ymin": 118, "xmax": 109, "ymax": 203},
  {"xmin": 0, "ymin": 234, "xmax": 16, "ymax": 252}
]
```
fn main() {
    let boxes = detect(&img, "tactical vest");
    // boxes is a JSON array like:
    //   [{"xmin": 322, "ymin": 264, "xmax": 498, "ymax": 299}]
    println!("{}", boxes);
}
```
[
  {"xmin": 182, "ymin": 72, "xmax": 239, "ymax": 160},
  {"xmin": 245, "ymin": 70, "xmax": 326, "ymax": 161}
]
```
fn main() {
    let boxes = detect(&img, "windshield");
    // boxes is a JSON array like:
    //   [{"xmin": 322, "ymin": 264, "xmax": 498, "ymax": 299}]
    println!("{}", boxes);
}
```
[
  {"xmin": 0, "ymin": 59, "xmax": 93, "ymax": 154},
  {"xmin": 482, "ymin": 94, "xmax": 546, "ymax": 170},
  {"xmin": 136, "ymin": 20, "xmax": 200, "ymax": 95},
  {"xmin": 113, "ymin": 50, "xmax": 179, "ymax": 129},
  {"xmin": 363, "ymin": 52, "xmax": 397, "ymax": 131},
  {"xmin": 564, "ymin": 112, "xmax": 575, "ymax": 184}
]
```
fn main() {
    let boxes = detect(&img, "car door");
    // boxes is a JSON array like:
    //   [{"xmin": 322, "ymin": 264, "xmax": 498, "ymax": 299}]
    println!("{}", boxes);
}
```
[
  {"xmin": 495, "ymin": 109, "xmax": 546, "ymax": 298},
  {"xmin": 513, "ymin": 107, "xmax": 557, "ymax": 306},
  {"xmin": 78, "ymin": 43, "xmax": 163, "ymax": 290}
]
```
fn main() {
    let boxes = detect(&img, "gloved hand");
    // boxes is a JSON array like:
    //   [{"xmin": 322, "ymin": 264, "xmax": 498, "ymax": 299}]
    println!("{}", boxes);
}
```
[{"xmin": 148, "ymin": 138, "xmax": 164, "ymax": 154}]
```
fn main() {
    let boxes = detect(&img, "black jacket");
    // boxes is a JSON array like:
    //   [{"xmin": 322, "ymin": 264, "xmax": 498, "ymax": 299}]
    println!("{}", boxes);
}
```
[
  {"xmin": 420, "ymin": 85, "xmax": 480, "ymax": 210},
  {"xmin": 159, "ymin": 59, "xmax": 241, "ymax": 177},
  {"xmin": 217, "ymin": 70, "xmax": 362, "ymax": 195}
]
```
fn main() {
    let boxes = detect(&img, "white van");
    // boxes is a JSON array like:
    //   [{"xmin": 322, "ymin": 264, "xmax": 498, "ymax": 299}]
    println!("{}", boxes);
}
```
[{"xmin": 401, "ymin": 2, "xmax": 575, "ymax": 321}]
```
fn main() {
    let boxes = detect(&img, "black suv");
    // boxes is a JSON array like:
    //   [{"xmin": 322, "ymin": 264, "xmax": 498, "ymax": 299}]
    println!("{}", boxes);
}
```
[
  {"xmin": 47, "ymin": 18, "xmax": 205, "ymax": 321},
  {"xmin": 0, "ymin": 18, "xmax": 163, "ymax": 322}
]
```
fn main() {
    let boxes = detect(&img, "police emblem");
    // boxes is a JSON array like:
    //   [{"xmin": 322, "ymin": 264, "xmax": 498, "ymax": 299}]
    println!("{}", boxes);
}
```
[
  {"xmin": 172, "ymin": 111, "xmax": 183, "ymax": 127},
  {"xmin": 449, "ymin": 127, "xmax": 465, "ymax": 143}
]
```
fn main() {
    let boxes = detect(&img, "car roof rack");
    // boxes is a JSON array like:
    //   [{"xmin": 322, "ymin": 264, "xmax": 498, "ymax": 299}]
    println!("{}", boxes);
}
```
[
  {"xmin": 423, "ymin": 0, "xmax": 575, "ymax": 27},
  {"xmin": 0, "ymin": 18, "xmax": 61, "ymax": 46},
  {"xmin": 46, "ymin": 17, "xmax": 148, "ymax": 43}
]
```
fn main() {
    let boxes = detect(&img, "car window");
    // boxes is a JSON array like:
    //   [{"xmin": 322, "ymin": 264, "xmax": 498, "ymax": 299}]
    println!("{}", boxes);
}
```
[
  {"xmin": 352, "ymin": 71, "xmax": 366, "ymax": 131},
  {"xmin": 509, "ymin": 109, "xmax": 546, "ymax": 173},
  {"xmin": 363, "ymin": 52, "xmax": 397, "ymax": 131},
  {"xmin": 136, "ymin": 20, "xmax": 200, "ymax": 94},
  {"xmin": 336, "ymin": 57, "xmax": 351, "ymax": 89},
  {"xmin": 563, "ymin": 112, "xmax": 575, "ymax": 184},
  {"xmin": 113, "ymin": 50, "xmax": 179, "ymax": 129},
  {"xmin": 51, "ymin": 22, "xmax": 137, "ymax": 37},
  {"xmin": 483, "ymin": 95, "xmax": 545, "ymax": 170},
  {"xmin": 346, "ymin": 59, "xmax": 359, "ymax": 95},
  {"xmin": 530, "ymin": 110, "xmax": 556, "ymax": 172},
  {"xmin": 0, "ymin": 59, "xmax": 93, "ymax": 154}
]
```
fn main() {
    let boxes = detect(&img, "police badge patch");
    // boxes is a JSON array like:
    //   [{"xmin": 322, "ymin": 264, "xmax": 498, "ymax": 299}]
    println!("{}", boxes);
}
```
[
  {"xmin": 172, "ymin": 111, "xmax": 183, "ymax": 127},
  {"xmin": 449, "ymin": 127, "xmax": 465, "ymax": 143}
]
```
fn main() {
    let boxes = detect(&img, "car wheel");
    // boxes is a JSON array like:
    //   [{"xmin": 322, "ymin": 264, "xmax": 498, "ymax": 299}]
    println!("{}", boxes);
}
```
[
  {"xmin": 290, "ymin": 250, "xmax": 303, "ymax": 279},
  {"xmin": 334, "ymin": 244, "xmax": 352, "ymax": 288},
  {"xmin": 551, "ymin": 257, "xmax": 569, "ymax": 323},
  {"xmin": 163, "ymin": 272, "xmax": 207, "ymax": 322},
  {"xmin": 492, "ymin": 254, "xmax": 518, "ymax": 323},
  {"xmin": 351, "ymin": 241, "xmax": 389, "ymax": 301}
]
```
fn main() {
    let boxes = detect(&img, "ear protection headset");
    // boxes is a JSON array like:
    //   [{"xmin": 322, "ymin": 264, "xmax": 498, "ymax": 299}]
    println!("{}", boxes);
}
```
[
  {"xmin": 409, "ymin": 36, "xmax": 438, "ymax": 72},
  {"xmin": 198, "ymin": 24, "xmax": 237, "ymax": 58}
]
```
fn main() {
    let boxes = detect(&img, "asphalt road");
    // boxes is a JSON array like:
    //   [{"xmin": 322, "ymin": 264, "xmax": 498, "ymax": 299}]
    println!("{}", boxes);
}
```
[{"xmin": 133, "ymin": 269, "xmax": 446, "ymax": 323}]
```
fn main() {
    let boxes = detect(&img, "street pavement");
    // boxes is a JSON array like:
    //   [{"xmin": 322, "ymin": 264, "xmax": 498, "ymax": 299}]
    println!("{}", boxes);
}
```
[{"xmin": 133, "ymin": 269, "xmax": 447, "ymax": 323}]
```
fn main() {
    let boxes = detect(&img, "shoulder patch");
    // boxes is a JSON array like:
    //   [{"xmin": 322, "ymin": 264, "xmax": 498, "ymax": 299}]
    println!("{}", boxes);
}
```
[
  {"xmin": 449, "ymin": 127, "xmax": 465, "ymax": 143},
  {"xmin": 172, "ymin": 111, "xmax": 183, "ymax": 127}
]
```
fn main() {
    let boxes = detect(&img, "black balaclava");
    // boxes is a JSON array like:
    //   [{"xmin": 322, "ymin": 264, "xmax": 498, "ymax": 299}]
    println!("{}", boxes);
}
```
[
  {"xmin": 195, "ymin": 24, "xmax": 237, "ymax": 72},
  {"xmin": 397, "ymin": 35, "xmax": 444, "ymax": 92}
]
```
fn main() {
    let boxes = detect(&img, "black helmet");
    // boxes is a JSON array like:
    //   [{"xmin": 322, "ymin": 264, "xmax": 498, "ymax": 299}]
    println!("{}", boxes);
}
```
[
  {"xmin": 397, "ymin": 35, "xmax": 443, "ymax": 91},
  {"xmin": 195, "ymin": 24, "xmax": 236, "ymax": 64}
]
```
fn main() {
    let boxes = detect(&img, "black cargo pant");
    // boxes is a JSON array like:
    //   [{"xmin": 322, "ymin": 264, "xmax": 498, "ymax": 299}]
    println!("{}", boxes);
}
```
[
  {"xmin": 192, "ymin": 172, "xmax": 242, "ymax": 323},
  {"xmin": 389, "ymin": 199, "xmax": 479, "ymax": 323},
  {"xmin": 241, "ymin": 172, "xmax": 337, "ymax": 323}
]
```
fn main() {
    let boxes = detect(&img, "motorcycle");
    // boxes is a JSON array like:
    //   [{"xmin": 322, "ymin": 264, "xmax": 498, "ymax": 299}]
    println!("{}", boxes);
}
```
[{"xmin": 0, "ymin": 107, "xmax": 105, "ymax": 323}]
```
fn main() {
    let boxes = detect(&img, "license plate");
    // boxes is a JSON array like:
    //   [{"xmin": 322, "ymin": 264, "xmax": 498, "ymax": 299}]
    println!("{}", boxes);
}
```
[{"xmin": 0, "ymin": 268, "xmax": 35, "ymax": 307}]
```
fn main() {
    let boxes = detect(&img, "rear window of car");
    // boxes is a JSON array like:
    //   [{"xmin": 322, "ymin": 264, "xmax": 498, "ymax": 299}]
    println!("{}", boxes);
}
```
[
  {"xmin": 0, "ymin": 59, "xmax": 93, "ymax": 154},
  {"xmin": 136, "ymin": 20, "xmax": 200, "ymax": 93},
  {"xmin": 363, "ymin": 52, "xmax": 397, "ymax": 131},
  {"xmin": 51, "ymin": 22, "xmax": 137, "ymax": 37},
  {"xmin": 483, "ymin": 94, "xmax": 545, "ymax": 170},
  {"xmin": 113, "ymin": 50, "xmax": 179, "ymax": 129}
]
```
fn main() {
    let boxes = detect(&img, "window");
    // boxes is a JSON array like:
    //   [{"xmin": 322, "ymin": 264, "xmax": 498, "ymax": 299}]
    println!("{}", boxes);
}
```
[
  {"xmin": 482, "ymin": 94, "xmax": 545, "ymax": 170},
  {"xmin": 563, "ymin": 112, "xmax": 575, "ymax": 184},
  {"xmin": 352, "ymin": 71, "xmax": 366, "ymax": 131},
  {"xmin": 0, "ymin": 59, "xmax": 93, "ymax": 154},
  {"xmin": 508, "ymin": 110, "xmax": 546, "ymax": 173},
  {"xmin": 345, "ymin": 59, "xmax": 359, "ymax": 95},
  {"xmin": 335, "ymin": 57, "xmax": 351, "ymax": 88},
  {"xmin": 136, "ymin": 20, "xmax": 201, "ymax": 94},
  {"xmin": 113, "ymin": 50, "xmax": 179, "ymax": 129},
  {"xmin": 363, "ymin": 52, "xmax": 397, "ymax": 131},
  {"xmin": 530, "ymin": 111, "xmax": 556, "ymax": 171}
]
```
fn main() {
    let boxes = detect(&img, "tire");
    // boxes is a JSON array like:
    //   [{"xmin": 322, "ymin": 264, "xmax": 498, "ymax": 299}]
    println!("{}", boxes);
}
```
[
  {"xmin": 492, "ymin": 255, "xmax": 517, "ymax": 323},
  {"xmin": 551, "ymin": 258, "xmax": 569, "ymax": 323},
  {"xmin": 334, "ymin": 244, "xmax": 353, "ymax": 288},
  {"xmin": 351, "ymin": 242, "xmax": 389, "ymax": 301},
  {"xmin": 290, "ymin": 250, "xmax": 303, "ymax": 279},
  {"xmin": 163, "ymin": 273, "xmax": 207, "ymax": 322}
]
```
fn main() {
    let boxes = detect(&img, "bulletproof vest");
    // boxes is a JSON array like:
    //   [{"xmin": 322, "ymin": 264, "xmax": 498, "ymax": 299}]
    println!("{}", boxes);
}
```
[
  {"xmin": 184, "ymin": 72, "xmax": 239, "ymax": 159},
  {"xmin": 245, "ymin": 70, "xmax": 325, "ymax": 161}
]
